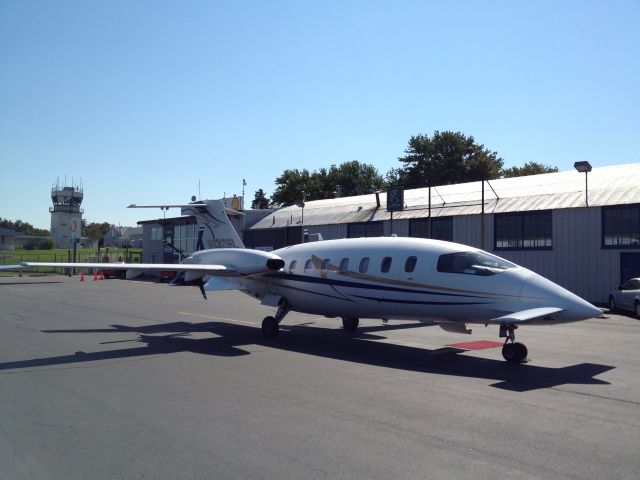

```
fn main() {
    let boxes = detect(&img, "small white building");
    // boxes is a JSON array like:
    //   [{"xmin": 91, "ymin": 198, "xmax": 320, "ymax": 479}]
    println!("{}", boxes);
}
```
[
  {"xmin": 0, "ymin": 227, "xmax": 20, "ymax": 251},
  {"xmin": 102, "ymin": 226, "xmax": 143, "ymax": 248}
]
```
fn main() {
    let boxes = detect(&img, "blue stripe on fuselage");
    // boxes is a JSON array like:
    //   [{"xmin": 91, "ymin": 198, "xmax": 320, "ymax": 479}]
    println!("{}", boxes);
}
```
[{"xmin": 264, "ymin": 272, "xmax": 498, "ymax": 300}]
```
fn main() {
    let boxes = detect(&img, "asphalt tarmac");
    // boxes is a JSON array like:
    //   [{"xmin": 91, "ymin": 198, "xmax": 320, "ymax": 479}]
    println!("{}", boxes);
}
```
[{"xmin": 1, "ymin": 275, "xmax": 638, "ymax": 480}]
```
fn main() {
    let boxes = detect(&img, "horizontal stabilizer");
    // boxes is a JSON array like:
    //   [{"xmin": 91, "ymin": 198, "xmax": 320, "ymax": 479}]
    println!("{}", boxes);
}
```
[
  {"xmin": 490, "ymin": 307, "xmax": 563, "ymax": 324},
  {"xmin": 127, "ymin": 203, "xmax": 243, "ymax": 216}
]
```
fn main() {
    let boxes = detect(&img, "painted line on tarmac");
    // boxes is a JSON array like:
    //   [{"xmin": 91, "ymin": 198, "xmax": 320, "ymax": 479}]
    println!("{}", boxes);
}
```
[{"xmin": 178, "ymin": 311, "xmax": 257, "ymax": 326}]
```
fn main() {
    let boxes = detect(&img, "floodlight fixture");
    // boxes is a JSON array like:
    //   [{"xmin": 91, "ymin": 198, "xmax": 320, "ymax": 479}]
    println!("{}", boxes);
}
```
[
  {"xmin": 574, "ymin": 161, "xmax": 592, "ymax": 173},
  {"xmin": 574, "ymin": 161, "xmax": 593, "ymax": 206}
]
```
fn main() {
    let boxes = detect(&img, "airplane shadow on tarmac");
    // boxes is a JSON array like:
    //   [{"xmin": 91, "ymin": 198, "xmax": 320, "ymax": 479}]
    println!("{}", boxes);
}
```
[{"xmin": 0, "ymin": 320, "xmax": 615, "ymax": 392}]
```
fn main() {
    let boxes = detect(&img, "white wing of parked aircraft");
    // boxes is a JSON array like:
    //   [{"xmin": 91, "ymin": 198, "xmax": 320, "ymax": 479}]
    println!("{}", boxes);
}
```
[{"xmin": 1, "ymin": 199, "xmax": 604, "ymax": 363}]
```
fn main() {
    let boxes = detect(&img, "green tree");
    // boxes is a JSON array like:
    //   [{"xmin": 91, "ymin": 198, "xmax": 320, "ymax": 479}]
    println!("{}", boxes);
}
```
[
  {"xmin": 396, "ymin": 131, "xmax": 504, "ymax": 188},
  {"xmin": 252, "ymin": 189, "xmax": 271, "ymax": 209},
  {"xmin": 329, "ymin": 160, "xmax": 385, "ymax": 197},
  {"xmin": 271, "ymin": 161, "xmax": 385, "ymax": 206},
  {"xmin": 501, "ymin": 161, "xmax": 558, "ymax": 178},
  {"xmin": 39, "ymin": 238, "xmax": 54, "ymax": 249},
  {"xmin": 271, "ymin": 169, "xmax": 312, "ymax": 206},
  {"xmin": 83, "ymin": 221, "xmax": 112, "ymax": 243},
  {"xmin": 0, "ymin": 218, "xmax": 49, "ymax": 236}
]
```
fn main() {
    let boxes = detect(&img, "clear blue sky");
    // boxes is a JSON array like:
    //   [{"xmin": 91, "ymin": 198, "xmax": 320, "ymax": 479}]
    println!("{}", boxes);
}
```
[{"xmin": 1, "ymin": 0, "xmax": 638, "ymax": 229}]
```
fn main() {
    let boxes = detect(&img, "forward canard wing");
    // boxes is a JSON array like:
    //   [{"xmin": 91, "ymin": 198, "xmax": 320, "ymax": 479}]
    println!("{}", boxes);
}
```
[{"xmin": 489, "ymin": 307, "xmax": 564, "ymax": 324}]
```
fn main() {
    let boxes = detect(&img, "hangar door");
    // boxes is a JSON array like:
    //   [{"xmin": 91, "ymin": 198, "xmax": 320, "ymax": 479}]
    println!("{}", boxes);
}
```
[
  {"xmin": 620, "ymin": 253, "xmax": 640, "ymax": 284},
  {"xmin": 244, "ymin": 227, "xmax": 302, "ymax": 250}
]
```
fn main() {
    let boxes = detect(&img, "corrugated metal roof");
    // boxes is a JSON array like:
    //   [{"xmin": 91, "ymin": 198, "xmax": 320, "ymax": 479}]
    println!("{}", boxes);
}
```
[{"xmin": 251, "ymin": 163, "xmax": 640, "ymax": 230}]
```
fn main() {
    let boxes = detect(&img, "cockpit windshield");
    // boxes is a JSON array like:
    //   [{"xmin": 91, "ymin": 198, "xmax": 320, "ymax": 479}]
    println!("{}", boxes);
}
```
[{"xmin": 437, "ymin": 251, "xmax": 516, "ymax": 276}]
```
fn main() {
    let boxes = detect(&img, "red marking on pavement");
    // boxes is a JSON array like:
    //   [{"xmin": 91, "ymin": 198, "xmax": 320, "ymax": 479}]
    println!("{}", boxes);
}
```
[{"xmin": 446, "ymin": 340, "xmax": 504, "ymax": 350}]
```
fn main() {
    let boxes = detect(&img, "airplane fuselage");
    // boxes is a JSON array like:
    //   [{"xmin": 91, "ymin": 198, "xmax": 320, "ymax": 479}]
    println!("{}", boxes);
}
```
[{"xmin": 224, "ymin": 237, "xmax": 601, "ymax": 326}]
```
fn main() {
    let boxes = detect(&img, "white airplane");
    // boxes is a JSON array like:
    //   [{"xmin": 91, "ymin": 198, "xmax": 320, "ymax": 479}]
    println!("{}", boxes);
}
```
[{"xmin": 2, "ymin": 200, "xmax": 603, "ymax": 363}]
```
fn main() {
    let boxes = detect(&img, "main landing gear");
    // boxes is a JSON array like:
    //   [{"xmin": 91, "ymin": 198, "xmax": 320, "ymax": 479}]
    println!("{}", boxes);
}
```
[
  {"xmin": 261, "ymin": 305, "xmax": 361, "ymax": 337},
  {"xmin": 341, "ymin": 317, "xmax": 359, "ymax": 332},
  {"xmin": 261, "ymin": 301, "xmax": 290, "ymax": 338},
  {"xmin": 499, "ymin": 323, "xmax": 528, "ymax": 364}
]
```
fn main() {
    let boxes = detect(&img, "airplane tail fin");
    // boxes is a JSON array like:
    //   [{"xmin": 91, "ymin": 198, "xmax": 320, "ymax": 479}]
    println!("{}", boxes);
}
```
[{"xmin": 181, "ymin": 200, "xmax": 245, "ymax": 250}]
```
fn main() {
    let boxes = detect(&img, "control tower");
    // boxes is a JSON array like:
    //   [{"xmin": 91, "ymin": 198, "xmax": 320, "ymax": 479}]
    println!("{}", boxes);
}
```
[{"xmin": 50, "ymin": 181, "xmax": 84, "ymax": 248}]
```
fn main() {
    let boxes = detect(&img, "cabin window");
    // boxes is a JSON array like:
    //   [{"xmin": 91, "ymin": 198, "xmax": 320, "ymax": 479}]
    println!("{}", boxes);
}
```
[
  {"xmin": 339, "ymin": 258, "xmax": 349, "ymax": 273},
  {"xmin": 437, "ymin": 251, "xmax": 516, "ymax": 276},
  {"xmin": 494, "ymin": 211, "xmax": 552, "ymax": 250},
  {"xmin": 359, "ymin": 257, "xmax": 370, "ymax": 273},
  {"xmin": 602, "ymin": 204, "xmax": 640, "ymax": 248},
  {"xmin": 321, "ymin": 258, "xmax": 330, "ymax": 273},
  {"xmin": 405, "ymin": 256, "xmax": 417, "ymax": 273},
  {"xmin": 304, "ymin": 259, "xmax": 313, "ymax": 273},
  {"xmin": 289, "ymin": 260, "xmax": 297, "ymax": 272},
  {"xmin": 381, "ymin": 256, "xmax": 392, "ymax": 273}
]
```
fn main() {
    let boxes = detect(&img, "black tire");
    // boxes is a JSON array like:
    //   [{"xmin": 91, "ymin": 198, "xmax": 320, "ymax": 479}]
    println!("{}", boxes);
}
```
[
  {"xmin": 635, "ymin": 301, "xmax": 640, "ymax": 319},
  {"xmin": 341, "ymin": 317, "xmax": 359, "ymax": 331},
  {"xmin": 514, "ymin": 342, "xmax": 528, "ymax": 361},
  {"xmin": 262, "ymin": 316, "xmax": 279, "ymax": 338},
  {"xmin": 608, "ymin": 296, "xmax": 616, "ymax": 312},
  {"xmin": 502, "ymin": 343, "xmax": 526, "ymax": 363},
  {"xmin": 502, "ymin": 343, "xmax": 516, "ymax": 362}
]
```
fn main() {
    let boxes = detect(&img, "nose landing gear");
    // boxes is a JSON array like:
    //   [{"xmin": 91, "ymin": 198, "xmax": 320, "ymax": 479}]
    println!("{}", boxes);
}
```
[{"xmin": 499, "ymin": 323, "xmax": 529, "ymax": 363}]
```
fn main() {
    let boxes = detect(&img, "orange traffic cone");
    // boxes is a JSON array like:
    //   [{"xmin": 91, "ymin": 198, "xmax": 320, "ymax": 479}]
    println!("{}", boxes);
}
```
[
  {"xmin": 99, "ymin": 272, "xmax": 104, "ymax": 281},
  {"xmin": 80, "ymin": 272, "xmax": 85, "ymax": 281},
  {"xmin": 93, "ymin": 272, "xmax": 98, "ymax": 281}
]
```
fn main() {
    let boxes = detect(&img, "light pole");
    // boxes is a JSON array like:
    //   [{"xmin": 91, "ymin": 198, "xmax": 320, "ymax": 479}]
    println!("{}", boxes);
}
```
[
  {"xmin": 295, "ymin": 200, "xmax": 305, "ymax": 224},
  {"xmin": 574, "ymin": 161, "xmax": 592, "ymax": 207}
]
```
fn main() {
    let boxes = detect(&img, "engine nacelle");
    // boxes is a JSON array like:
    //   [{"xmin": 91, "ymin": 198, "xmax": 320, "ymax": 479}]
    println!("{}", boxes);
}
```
[{"xmin": 186, "ymin": 248, "xmax": 285, "ymax": 276}]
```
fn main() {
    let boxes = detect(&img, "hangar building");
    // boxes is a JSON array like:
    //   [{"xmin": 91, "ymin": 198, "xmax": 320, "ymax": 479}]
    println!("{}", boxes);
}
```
[{"xmin": 244, "ymin": 163, "xmax": 640, "ymax": 304}]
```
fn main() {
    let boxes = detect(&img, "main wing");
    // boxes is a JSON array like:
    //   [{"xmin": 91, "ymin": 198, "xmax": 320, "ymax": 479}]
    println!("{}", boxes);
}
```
[
  {"xmin": 1, "ymin": 262, "xmax": 233, "ymax": 280},
  {"xmin": 19, "ymin": 262, "xmax": 230, "ymax": 273},
  {"xmin": 1, "ymin": 249, "xmax": 285, "ymax": 278}
]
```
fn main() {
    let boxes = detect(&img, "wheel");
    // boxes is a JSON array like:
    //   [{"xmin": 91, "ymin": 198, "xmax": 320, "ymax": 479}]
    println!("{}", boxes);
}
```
[
  {"xmin": 502, "ymin": 343, "xmax": 517, "ymax": 363},
  {"xmin": 514, "ymin": 342, "xmax": 528, "ymax": 361},
  {"xmin": 635, "ymin": 301, "xmax": 640, "ymax": 318},
  {"xmin": 608, "ymin": 296, "xmax": 616, "ymax": 312},
  {"xmin": 502, "ymin": 342, "xmax": 527, "ymax": 363},
  {"xmin": 261, "ymin": 316, "xmax": 279, "ymax": 338},
  {"xmin": 341, "ymin": 317, "xmax": 359, "ymax": 331}
]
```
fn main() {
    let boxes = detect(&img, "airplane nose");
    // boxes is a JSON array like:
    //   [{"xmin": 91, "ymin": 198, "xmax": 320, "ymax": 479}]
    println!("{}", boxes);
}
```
[{"xmin": 518, "ymin": 270, "xmax": 602, "ymax": 322}]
